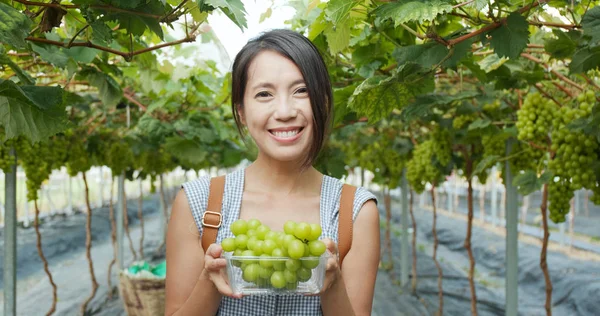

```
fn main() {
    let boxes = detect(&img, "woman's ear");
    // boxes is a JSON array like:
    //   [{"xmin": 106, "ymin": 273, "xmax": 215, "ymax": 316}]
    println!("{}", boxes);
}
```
[{"xmin": 237, "ymin": 103, "xmax": 246, "ymax": 125}]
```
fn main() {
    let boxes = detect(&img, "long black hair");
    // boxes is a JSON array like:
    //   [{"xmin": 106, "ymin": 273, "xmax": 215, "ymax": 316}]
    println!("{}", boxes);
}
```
[{"xmin": 231, "ymin": 29, "xmax": 333, "ymax": 169}]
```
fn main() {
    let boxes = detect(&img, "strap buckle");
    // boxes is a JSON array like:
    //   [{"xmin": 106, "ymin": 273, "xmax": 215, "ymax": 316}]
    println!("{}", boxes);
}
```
[{"xmin": 202, "ymin": 211, "xmax": 222, "ymax": 229}]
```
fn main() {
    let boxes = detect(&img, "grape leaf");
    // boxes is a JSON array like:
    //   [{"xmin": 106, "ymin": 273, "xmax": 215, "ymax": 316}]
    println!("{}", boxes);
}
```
[
  {"xmin": 393, "ymin": 39, "xmax": 472, "ymax": 69},
  {"xmin": 473, "ymin": 155, "xmax": 500, "ymax": 178},
  {"xmin": 582, "ymin": 6, "xmax": 600, "ymax": 44},
  {"xmin": 348, "ymin": 63, "xmax": 434, "ymax": 122},
  {"xmin": 544, "ymin": 29, "xmax": 579, "ymax": 59},
  {"xmin": 76, "ymin": 67, "xmax": 123, "ymax": 107},
  {"xmin": 512, "ymin": 170, "xmax": 538, "ymax": 195},
  {"xmin": 90, "ymin": 20, "xmax": 113, "ymax": 45},
  {"xmin": 324, "ymin": 21, "xmax": 351, "ymax": 54},
  {"xmin": 324, "ymin": 0, "xmax": 360, "ymax": 24},
  {"xmin": 136, "ymin": 115, "xmax": 175, "ymax": 143},
  {"xmin": 333, "ymin": 84, "xmax": 358, "ymax": 127},
  {"xmin": 0, "ymin": 50, "xmax": 35, "ymax": 85},
  {"xmin": 204, "ymin": 0, "xmax": 247, "ymax": 31},
  {"xmin": 30, "ymin": 43, "xmax": 70, "ymax": 68},
  {"xmin": 468, "ymin": 119, "xmax": 491, "ymax": 130},
  {"xmin": 374, "ymin": 0, "xmax": 453, "ymax": 25},
  {"xmin": 489, "ymin": 12, "xmax": 530, "ymax": 59},
  {"xmin": 400, "ymin": 91, "xmax": 479, "ymax": 121},
  {"xmin": 478, "ymin": 53, "xmax": 509, "ymax": 72},
  {"xmin": 0, "ymin": 80, "xmax": 67, "ymax": 142},
  {"xmin": 0, "ymin": 3, "xmax": 33, "ymax": 49},
  {"xmin": 164, "ymin": 137, "xmax": 208, "ymax": 166},
  {"xmin": 569, "ymin": 46, "xmax": 600, "ymax": 74}
]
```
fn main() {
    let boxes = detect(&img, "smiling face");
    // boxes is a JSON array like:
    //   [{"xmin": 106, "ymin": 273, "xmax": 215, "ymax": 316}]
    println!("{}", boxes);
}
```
[{"xmin": 239, "ymin": 50, "xmax": 314, "ymax": 164}]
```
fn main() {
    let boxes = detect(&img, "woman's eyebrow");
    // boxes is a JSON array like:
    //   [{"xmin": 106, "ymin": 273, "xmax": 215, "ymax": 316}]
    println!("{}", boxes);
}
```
[{"xmin": 251, "ymin": 79, "xmax": 305, "ymax": 91}]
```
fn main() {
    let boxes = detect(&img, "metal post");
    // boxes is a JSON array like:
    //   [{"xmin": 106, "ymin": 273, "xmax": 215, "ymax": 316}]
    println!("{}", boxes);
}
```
[
  {"xmin": 400, "ymin": 170, "xmax": 409, "ymax": 286},
  {"xmin": 4, "ymin": 147, "xmax": 17, "ymax": 316},
  {"xmin": 117, "ymin": 172, "xmax": 125, "ymax": 269},
  {"xmin": 23, "ymin": 174, "xmax": 29, "ymax": 227},
  {"xmin": 491, "ymin": 166, "xmax": 498, "ymax": 226},
  {"xmin": 504, "ymin": 140, "xmax": 518, "ymax": 316}
]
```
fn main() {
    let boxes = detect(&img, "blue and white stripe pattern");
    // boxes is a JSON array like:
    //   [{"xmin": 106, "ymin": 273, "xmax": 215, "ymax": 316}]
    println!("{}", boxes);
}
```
[{"xmin": 182, "ymin": 168, "xmax": 377, "ymax": 316}]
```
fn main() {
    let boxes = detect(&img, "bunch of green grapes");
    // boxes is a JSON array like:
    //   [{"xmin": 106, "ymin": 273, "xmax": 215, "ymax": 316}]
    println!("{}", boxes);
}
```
[
  {"xmin": 452, "ymin": 114, "xmax": 478, "ymax": 129},
  {"xmin": 407, "ymin": 140, "xmax": 444, "ymax": 193},
  {"xmin": 0, "ymin": 135, "xmax": 19, "ymax": 172},
  {"xmin": 17, "ymin": 138, "xmax": 54, "ymax": 201},
  {"xmin": 482, "ymin": 134, "xmax": 506, "ymax": 159},
  {"xmin": 482, "ymin": 100, "xmax": 501, "ymax": 113},
  {"xmin": 105, "ymin": 141, "xmax": 134, "ymax": 176},
  {"xmin": 220, "ymin": 219, "xmax": 326, "ymax": 290},
  {"xmin": 548, "ymin": 179, "xmax": 573, "ymax": 223},
  {"xmin": 509, "ymin": 142, "xmax": 545, "ymax": 173},
  {"xmin": 548, "ymin": 130, "xmax": 597, "ymax": 190},
  {"xmin": 66, "ymin": 137, "xmax": 92, "ymax": 177},
  {"xmin": 431, "ymin": 128, "xmax": 452, "ymax": 166},
  {"xmin": 516, "ymin": 92, "xmax": 557, "ymax": 142}
]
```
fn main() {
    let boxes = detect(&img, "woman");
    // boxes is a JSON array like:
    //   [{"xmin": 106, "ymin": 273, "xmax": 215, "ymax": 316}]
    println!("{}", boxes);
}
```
[{"xmin": 165, "ymin": 29, "xmax": 380, "ymax": 316}]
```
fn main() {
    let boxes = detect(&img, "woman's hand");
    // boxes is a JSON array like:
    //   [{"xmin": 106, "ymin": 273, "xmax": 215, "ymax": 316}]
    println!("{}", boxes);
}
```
[
  {"xmin": 203, "ymin": 243, "xmax": 243, "ymax": 299},
  {"xmin": 316, "ymin": 238, "xmax": 342, "ymax": 295}
]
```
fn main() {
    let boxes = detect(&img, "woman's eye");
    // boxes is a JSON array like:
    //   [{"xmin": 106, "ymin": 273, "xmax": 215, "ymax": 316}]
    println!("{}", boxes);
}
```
[
  {"xmin": 295, "ymin": 87, "xmax": 308, "ymax": 94},
  {"xmin": 256, "ymin": 91, "xmax": 271, "ymax": 98}
]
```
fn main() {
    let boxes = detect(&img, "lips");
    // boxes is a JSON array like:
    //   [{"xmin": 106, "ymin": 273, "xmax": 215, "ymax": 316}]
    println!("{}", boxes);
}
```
[{"xmin": 268, "ymin": 127, "xmax": 304, "ymax": 139}]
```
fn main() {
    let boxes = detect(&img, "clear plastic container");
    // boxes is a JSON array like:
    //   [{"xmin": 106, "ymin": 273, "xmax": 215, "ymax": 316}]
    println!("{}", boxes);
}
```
[{"xmin": 223, "ymin": 252, "xmax": 330, "ymax": 295}]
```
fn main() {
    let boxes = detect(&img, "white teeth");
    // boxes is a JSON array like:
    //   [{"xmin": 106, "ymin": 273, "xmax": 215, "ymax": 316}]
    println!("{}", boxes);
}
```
[{"xmin": 273, "ymin": 129, "xmax": 299, "ymax": 138}]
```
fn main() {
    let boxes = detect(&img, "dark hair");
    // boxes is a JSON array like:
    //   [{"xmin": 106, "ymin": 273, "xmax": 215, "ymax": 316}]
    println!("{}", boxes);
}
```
[{"xmin": 231, "ymin": 29, "xmax": 333, "ymax": 169}]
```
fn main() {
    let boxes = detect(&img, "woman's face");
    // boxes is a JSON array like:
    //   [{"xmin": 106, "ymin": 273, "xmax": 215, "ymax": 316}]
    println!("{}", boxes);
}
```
[{"xmin": 239, "ymin": 50, "xmax": 314, "ymax": 164}]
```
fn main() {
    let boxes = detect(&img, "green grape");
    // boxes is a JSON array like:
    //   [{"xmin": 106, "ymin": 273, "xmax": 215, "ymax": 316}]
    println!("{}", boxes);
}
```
[
  {"xmin": 283, "ymin": 220, "xmax": 296, "ymax": 235},
  {"xmin": 270, "ymin": 271, "xmax": 286, "ymax": 288},
  {"xmin": 256, "ymin": 224, "xmax": 270, "ymax": 240},
  {"xmin": 301, "ymin": 258, "xmax": 320, "ymax": 269},
  {"xmin": 221, "ymin": 238, "xmax": 236, "ymax": 252},
  {"xmin": 246, "ymin": 229, "xmax": 257, "ymax": 238},
  {"xmin": 287, "ymin": 240, "xmax": 305, "ymax": 259},
  {"xmin": 407, "ymin": 139, "xmax": 446, "ymax": 193},
  {"xmin": 548, "ymin": 180, "xmax": 573, "ymax": 223},
  {"xmin": 253, "ymin": 241, "xmax": 264, "ymax": 255},
  {"xmin": 283, "ymin": 269, "xmax": 298, "ymax": 283},
  {"xmin": 307, "ymin": 224, "xmax": 322, "ymax": 241},
  {"xmin": 259, "ymin": 254, "xmax": 273, "ymax": 268},
  {"xmin": 235, "ymin": 234, "xmax": 249, "ymax": 250},
  {"xmin": 285, "ymin": 259, "xmax": 302, "ymax": 272},
  {"xmin": 247, "ymin": 219, "xmax": 261, "ymax": 230},
  {"xmin": 453, "ymin": 114, "xmax": 478, "ymax": 129},
  {"xmin": 247, "ymin": 236, "xmax": 258, "ymax": 251},
  {"xmin": 516, "ymin": 92, "xmax": 557, "ymax": 143},
  {"xmin": 262, "ymin": 239, "xmax": 277, "ymax": 255},
  {"xmin": 286, "ymin": 280, "xmax": 299, "ymax": 290},
  {"xmin": 308, "ymin": 240, "xmax": 326, "ymax": 256},
  {"xmin": 297, "ymin": 267, "xmax": 312, "ymax": 282},
  {"xmin": 243, "ymin": 263, "xmax": 260, "ymax": 282},
  {"xmin": 231, "ymin": 220, "xmax": 248, "ymax": 236},
  {"xmin": 294, "ymin": 222, "xmax": 311, "ymax": 240},
  {"xmin": 264, "ymin": 231, "xmax": 278, "ymax": 242},
  {"xmin": 258, "ymin": 265, "xmax": 274, "ymax": 279},
  {"xmin": 282, "ymin": 234, "xmax": 297, "ymax": 248}
]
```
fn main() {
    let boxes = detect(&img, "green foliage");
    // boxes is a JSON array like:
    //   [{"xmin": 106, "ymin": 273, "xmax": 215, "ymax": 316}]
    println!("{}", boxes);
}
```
[
  {"xmin": 0, "ymin": 80, "xmax": 68, "ymax": 142},
  {"xmin": 0, "ymin": 2, "xmax": 32, "ymax": 49},
  {"xmin": 348, "ymin": 63, "xmax": 434, "ymax": 122},
  {"xmin": 374, "ymin": 0, "xmax": 453, "ymax": 25},
  {"xmin": 489, "ymin": 12, "xmax": 530, "ymax": 59}
]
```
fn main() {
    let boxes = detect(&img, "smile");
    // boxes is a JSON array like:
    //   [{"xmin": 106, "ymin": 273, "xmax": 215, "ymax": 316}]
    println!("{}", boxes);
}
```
[{"xmin": 268, "ymin": 127, "xmax": 305, "ymax": 142}]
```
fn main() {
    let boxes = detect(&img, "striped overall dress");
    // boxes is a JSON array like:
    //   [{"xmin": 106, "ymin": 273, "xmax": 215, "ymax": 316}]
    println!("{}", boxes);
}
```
[{"xmin": 182, "ymin": 168, "xmax": 377, "ymax": 316}]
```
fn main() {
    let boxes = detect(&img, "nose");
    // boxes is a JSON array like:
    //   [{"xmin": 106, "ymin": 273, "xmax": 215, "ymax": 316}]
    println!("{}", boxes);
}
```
[{"xmin": 273, "ymin": 96, "xmax": 298, "ymax": 121}]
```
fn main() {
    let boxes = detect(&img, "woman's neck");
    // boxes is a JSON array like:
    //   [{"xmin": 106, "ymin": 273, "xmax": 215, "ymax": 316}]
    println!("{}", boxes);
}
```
[{"xmin": 245, "ymin": 154, "xmax": 322, "ymax": 196}]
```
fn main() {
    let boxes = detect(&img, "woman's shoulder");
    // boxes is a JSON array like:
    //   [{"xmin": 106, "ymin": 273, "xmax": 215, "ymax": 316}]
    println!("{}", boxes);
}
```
[{"xmin": 322, "ymin": 175, "xmax": 378, "ymax": 217}]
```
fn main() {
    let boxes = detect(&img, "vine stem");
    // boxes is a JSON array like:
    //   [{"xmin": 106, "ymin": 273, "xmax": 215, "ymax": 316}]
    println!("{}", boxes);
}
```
[
  {"xmin": 540, "ymin": 183, "xmax": 553, "ymax": 316},
  {"xmin": 463, "ymin": 150, "xmax": 479, "ymax": 316},
  {"xmin": 25, "ymin": 35, "xmax": 197, "ymax": 61},
  {"xmin": 34, "ymin": 199, "xmax": 57, "ymax": 316},
  {"xmin": 107, "ymin": 176, "xmax": 117, "ymax": 299},
  {"xmin": 409, "ymin": 190, "xmax": 418, "ymax": 294},
  {"xmin": 521, "ymin": 53, "xmax": 584, "ymax": 91},
  {"xmin": 534, "ymin": 83, "xmax": 565, "ymax": 108},
  {"xmin": 123, "ymin": 185, "xmax": 139, "ymax": 261},
  {"xmin": 431, "ymin": 186, "xmax": 444, "ymax": 316},
  {"xmin": 81, "ymin": 172, "xmax": 99, "ymax": 315},
  {"xmin": 447, "ymin": 0, "xmax": 548, "ymax": 46},
  {"xmin": 13, "ymin": 0, "xmax": 162, "ymax": 18},
  {"xmin": 551, "ymin": 82, "xmax": 575, "ymax": 98}
]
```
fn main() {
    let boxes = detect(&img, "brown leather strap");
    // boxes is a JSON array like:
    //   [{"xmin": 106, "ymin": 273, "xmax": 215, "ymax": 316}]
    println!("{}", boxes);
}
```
[
  {"xmin": 338, "ymin": 184, "xmax": 356, "ymax": 267},
  {"xmin": 201, "ymin": 175, "xmax": 226, "ymax": 252}
]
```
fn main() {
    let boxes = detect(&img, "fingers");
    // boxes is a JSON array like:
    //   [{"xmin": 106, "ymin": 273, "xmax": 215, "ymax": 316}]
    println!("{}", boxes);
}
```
[
  {"xmin": 322, "ymin": 238, "xmax": 338, "ymax": 254},
  {"xmin": 210, "ymin": 274, "xmax": 242, "ymax": 299},
  {"xmin": 205, "ymin": 243, "xmax": 223, "ymax": 259}
]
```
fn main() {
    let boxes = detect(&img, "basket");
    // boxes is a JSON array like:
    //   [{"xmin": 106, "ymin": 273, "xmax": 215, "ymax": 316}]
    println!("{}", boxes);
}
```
[{"xmin": 118, "ymin": 271, "xmax": 166, "ymax": 316}]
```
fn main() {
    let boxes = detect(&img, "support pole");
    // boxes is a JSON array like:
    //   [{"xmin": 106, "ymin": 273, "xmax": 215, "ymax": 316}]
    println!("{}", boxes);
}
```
[
  {"xmin": 504, "ymin": 140, "xmax": 518, "ymax": 316},
  {"xmin": 117, "ymin": 172, "xmax": 125, "ymax": 269},
  {"xmin": 400, "ymin": 170, "xmax": 409, "ymax": 286},
  {"xmin": 4, "ymin": 147, "xmax": 17, "ymax": 316}
]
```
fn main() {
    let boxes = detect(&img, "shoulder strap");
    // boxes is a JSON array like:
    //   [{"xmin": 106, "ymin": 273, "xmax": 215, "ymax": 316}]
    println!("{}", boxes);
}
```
[
  {"xmin": 338, "ymin": 184, "xmax": 357, "ymax": 267},
  {"xmin": 201, "ymin": 175, "xmax": 226, "ymax": 252}
]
